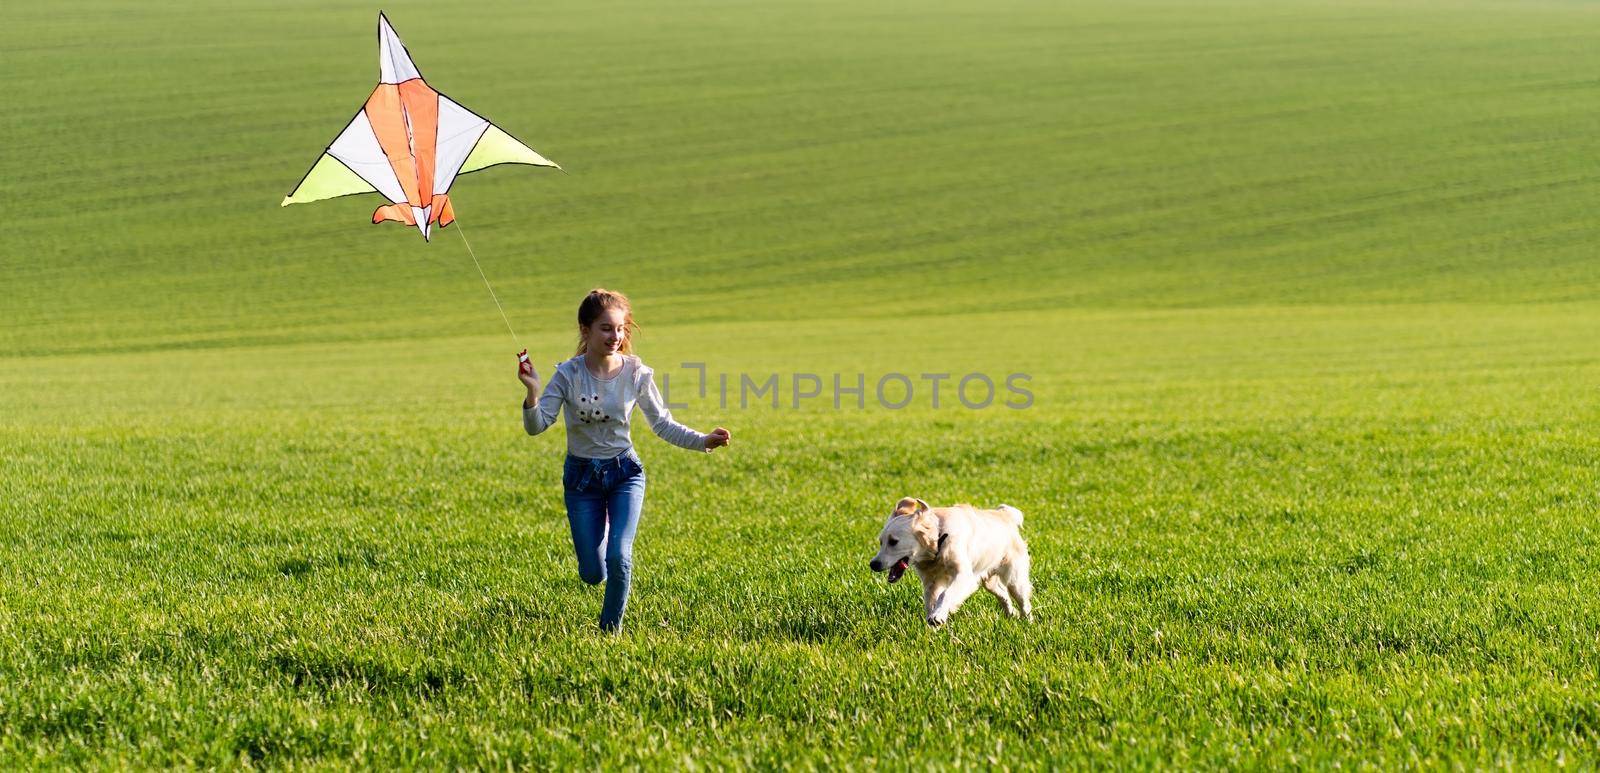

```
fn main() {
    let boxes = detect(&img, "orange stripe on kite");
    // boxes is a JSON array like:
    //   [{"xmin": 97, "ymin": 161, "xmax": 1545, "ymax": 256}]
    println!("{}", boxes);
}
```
[
  {"xmin": 399, "ymin": 79, "xmax": 439, "ymax": 207},
  {"xmin": 365, "ymin": 83, "xmax": 420, "ymax": 205}
]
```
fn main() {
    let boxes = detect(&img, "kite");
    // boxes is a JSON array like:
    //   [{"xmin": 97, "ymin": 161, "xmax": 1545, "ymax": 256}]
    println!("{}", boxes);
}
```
[{"xmin": 281, "ymin": 12, "xmax": 560, "ymax": 241}]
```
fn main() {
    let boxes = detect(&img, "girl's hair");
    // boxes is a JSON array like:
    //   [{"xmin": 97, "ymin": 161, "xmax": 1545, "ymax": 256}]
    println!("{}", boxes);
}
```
[{"xmin": 575, "ymin": 288, "xmax": 638, "ymax": 355}]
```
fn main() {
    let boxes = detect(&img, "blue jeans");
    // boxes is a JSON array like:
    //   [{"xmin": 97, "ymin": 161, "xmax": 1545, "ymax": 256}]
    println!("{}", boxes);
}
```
[{"xmin": 563, "ymin": 449, "xmax": 647, "ymax": 631}]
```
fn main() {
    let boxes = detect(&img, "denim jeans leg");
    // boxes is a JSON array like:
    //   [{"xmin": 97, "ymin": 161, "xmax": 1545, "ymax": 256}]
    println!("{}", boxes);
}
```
[
  {"xmin": 564, "ymin": 463, "xmax": 608, "ymax": 586},
  {"xmin": 598, "ymin": 467, "xmax": 647, "ymax": 631}
]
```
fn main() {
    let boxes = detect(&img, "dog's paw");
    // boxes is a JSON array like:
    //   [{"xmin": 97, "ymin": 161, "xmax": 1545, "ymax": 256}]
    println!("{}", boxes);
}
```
[{"xmin": 926, "ymin": 611, "xmax": 948, "ymax": 627}]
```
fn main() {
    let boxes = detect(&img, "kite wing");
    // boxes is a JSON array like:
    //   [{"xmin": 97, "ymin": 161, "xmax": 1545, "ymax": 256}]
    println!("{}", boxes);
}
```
[{"xmin": 281, "ymin": 13, "xmax": 559, "ymax": 241}]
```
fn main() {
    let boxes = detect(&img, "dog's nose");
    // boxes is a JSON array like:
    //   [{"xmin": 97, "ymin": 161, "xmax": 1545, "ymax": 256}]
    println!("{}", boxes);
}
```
[{"xmin": 869, "ymin": 559, "xmax": 881, "ymax": 572}]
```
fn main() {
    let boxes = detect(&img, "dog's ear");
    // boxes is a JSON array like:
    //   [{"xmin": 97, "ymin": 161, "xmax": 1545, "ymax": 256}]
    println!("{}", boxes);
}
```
[
  {"xmin": 893, "ymin": 497, "xmax": 930, "ymax": 516},
  {"xmin": 909, "ymin": 508, "xmax": 940, "ymax": 554}
]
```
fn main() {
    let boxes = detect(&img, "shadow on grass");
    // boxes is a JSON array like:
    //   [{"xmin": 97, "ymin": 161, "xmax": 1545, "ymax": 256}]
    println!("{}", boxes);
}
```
[{"xmin": 266, "ymin": 646, "xmax": 464, "ymax": 698}]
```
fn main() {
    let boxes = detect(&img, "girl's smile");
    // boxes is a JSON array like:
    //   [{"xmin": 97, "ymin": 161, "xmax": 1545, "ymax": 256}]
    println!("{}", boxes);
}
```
[{"xmin": 585, "ymin": 309, "xmax": 628, "ymax": 352}]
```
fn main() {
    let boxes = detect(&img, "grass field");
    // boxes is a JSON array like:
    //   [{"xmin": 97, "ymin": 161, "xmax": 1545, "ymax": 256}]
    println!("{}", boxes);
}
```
[{"xmin": 6, "ymin": 0, "xmax": 1600, "ymax": 767}]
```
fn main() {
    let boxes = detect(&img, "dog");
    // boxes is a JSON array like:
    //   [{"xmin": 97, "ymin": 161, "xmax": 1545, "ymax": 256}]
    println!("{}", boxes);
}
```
[{"xmin": 868, "ymin": 497, "xmax": 1032, "ymax": 625}]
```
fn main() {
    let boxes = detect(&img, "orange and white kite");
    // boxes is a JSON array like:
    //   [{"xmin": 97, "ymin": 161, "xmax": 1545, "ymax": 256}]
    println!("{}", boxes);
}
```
[{"xmin": 282, "ymin": 13, "xmax": 559, "ymax": 241}]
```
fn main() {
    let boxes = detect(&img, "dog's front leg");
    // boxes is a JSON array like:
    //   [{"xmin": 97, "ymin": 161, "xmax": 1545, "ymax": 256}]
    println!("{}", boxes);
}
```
[
  {"xmin": 922, "ymin": 578, "xmax": 946, "ymax": 619},
  {"xmin": 927, "ymin": 570, "xmax": 980, "ymax": 626}
]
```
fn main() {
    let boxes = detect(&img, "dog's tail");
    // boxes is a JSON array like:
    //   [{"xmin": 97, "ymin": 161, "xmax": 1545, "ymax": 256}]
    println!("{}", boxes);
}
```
[{"xmin": 997, "ymin": 504, "xmax": 1024, "ymax": 526}]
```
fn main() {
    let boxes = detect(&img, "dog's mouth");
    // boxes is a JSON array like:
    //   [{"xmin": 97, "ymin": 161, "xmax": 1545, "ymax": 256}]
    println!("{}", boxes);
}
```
[{"xmin": 887, "ymin": 557, "xmax": 909, "ymax": 583}]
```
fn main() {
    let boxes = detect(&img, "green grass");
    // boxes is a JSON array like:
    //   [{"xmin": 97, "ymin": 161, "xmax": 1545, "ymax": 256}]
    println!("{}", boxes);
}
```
[{"xmin": 6, "ymin": 0, "xmax": 1600, "ymax": 767}]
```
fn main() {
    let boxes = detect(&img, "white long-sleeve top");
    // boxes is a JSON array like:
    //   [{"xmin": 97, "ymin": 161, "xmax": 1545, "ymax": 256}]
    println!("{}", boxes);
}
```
[{"xmin": 523, "ymin": 354, "xmax": 708, "ymax": 458}]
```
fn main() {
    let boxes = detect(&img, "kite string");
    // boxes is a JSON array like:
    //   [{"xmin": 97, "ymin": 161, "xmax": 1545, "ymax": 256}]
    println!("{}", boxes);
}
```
[{"xmin": 453, "ymin": 216, "xmax": 520, "ymax": 347}]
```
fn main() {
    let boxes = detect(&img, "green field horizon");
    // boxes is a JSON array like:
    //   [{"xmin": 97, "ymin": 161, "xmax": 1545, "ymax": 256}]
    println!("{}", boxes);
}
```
[{"xmin": 5, "ymin": 0, "xmax": 1600, "ymax": 767}]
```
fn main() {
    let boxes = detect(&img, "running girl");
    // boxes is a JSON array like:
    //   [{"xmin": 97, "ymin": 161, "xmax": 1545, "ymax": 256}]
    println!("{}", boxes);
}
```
[{"xmin": 518, "ymin": 288, "xmax": 732, "ymax": 632}]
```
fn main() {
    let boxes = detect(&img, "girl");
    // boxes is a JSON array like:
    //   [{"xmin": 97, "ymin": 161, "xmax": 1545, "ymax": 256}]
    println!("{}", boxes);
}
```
[{"xmin": 518, "ymin": 288, "xmax": 731, "ymax": 632}]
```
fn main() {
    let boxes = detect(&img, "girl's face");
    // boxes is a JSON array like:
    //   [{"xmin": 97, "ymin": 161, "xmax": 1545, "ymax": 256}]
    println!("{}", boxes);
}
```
[{"xmin": 583, "ymin": 308, "xmax": 628, "ymax": 355}]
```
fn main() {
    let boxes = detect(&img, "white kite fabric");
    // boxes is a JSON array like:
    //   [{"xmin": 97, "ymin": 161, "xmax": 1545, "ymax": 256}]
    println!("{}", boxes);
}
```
[{"xmin": 282, "ymin": 13, "xmax": 559, "ymax": 241}]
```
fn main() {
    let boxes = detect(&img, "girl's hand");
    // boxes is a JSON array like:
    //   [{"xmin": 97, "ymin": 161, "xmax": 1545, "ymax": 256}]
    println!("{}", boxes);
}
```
[
  {"xmin": 705, "ymin": 427, "xmax": 731, "ymax": 452},
  {"xmin": 517, "ymin": 350, "xmax": 540, "ymax": 391}
]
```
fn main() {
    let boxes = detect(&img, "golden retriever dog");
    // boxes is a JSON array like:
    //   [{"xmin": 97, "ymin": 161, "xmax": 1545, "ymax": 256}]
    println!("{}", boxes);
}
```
[{"xmin": 868, "ymin": 497, "xmax": 1032, "ymax": 625}]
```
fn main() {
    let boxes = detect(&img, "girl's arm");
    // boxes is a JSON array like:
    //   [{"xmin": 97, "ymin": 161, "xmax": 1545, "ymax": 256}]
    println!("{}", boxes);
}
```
[
  {"xmin": 636, "ymin": 366, "xmax": 728, "ymax": 452},
  {"xmin": 521, "ymin": 358, "xmax": 568, "ymax": 436}
]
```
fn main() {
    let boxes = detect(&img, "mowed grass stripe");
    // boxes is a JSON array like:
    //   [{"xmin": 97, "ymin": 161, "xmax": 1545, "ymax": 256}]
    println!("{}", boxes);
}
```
[{"xmin": 9, "ymin": 0, "xmax": 1600, "ymax": 355}]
